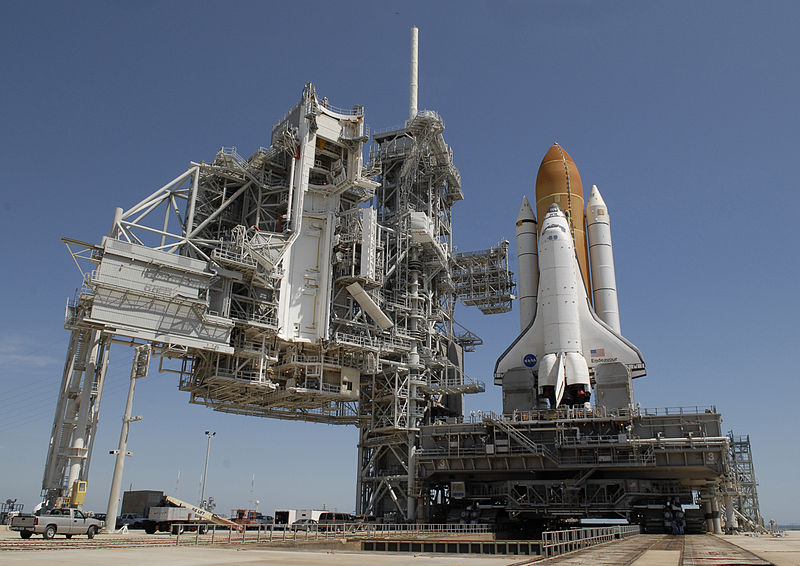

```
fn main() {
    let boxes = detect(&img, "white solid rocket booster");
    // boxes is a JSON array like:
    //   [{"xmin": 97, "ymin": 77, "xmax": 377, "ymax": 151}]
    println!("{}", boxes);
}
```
[
  {"xmin": 516, "ymin": 196, "xmax": 538, "ymax": 330},
  {"xmin": 586, "ymin": 185, "xmax": 621, "ymax": 333}
]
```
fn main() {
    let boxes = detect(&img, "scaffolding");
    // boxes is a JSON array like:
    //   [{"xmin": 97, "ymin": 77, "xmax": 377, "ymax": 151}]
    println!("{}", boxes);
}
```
[
  {"xmin": 41, "ymin": 329, "xmax": 110, "ymax": 507},
  {"xmin": 454, "ymin": 241, "xmax": 515, "ymax": 314},
  {"xmin": 355, "ymin": 111, "xmax": 488, "ymax": 521},
  {"xmin": 728, "ymin": 432, "xmax": 764, "ymax": 529}
]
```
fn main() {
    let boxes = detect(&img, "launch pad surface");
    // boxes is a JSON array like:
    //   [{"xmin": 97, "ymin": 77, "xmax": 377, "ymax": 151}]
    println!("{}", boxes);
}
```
[
  {"xmin": 2, "ymin": 527, "xmax": 797, "ymax": 566},
  {"xmin": 0, "ymin": 546, "xmax": 513, "ymax": 566}
]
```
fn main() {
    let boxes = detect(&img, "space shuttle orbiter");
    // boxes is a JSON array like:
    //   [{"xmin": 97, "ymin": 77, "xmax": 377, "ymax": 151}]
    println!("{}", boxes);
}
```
[{"xmin": 495, "ymin": 144, "xmax": 645, "ymax": 410}]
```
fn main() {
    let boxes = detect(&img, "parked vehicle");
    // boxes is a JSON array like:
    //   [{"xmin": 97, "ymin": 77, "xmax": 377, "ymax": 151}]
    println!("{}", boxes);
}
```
[
  {"xmin": 231, "ymin": 509, "xmax": 272, "ymax": 529},
  {"xmin": 317, "ymin": 512, "xmax": 356, "ymax": 531},
  {"xmin": 141, "ymin": 495, "xmax": 242, "ymax": 534},
  {"xmin": 291, "ymin": 518, "xmax": 317, "ymax": 531},
  {"xmin": 274, "ymin": 509, "xmax": 324, "ymax": 527},
  {"xmin": 1, "ymin": 499, "xmax": 24, "ymax": 525},
  {"xmin": 10, "ymin": 508, "xmax": 104, "ymax": 539},
  {"xmin": 116, "ymin": 513, "xmax": 146, "ymax": 529},
  {"xmin": 144, "ymin": 505, "xmax": 207, "ymax": 535}
]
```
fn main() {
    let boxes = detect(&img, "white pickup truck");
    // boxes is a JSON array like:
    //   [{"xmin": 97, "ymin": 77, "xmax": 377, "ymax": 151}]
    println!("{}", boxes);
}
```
[{"xmin": 10, "ymin": 508, "xmax": 104, "ymax": 539}]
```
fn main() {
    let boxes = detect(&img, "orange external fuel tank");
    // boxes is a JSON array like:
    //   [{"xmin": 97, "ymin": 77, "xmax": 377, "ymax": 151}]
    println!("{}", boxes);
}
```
[{"xmin": 535, "ymin": 143, "xmax": 591, "ymax": 297}]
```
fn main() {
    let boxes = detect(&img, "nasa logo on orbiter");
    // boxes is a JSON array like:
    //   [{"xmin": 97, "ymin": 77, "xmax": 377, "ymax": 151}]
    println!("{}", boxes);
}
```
[{"xmin": 523, "ymin": 354, "xmax": 537, "ymax": 367}]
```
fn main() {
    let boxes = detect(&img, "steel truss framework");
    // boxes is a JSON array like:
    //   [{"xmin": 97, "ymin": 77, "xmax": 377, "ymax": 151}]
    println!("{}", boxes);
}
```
[
  {"xmin": 356, "ymin": 112, "xmax": 491, "ymax": 521},
  {"xmin": 42, "ymin": 329, "xmax": 110, "ymax": 506},
  {"xmin": 726, "ymin": 432, "xmax": 764, "ymax": 530},
  {"xmin": 42, "ymin": 87, "xmax": 505, "ymax": 516},
  {"xmin": 453, "ymin": 242, "xmax": 515, "ymax": 314}
]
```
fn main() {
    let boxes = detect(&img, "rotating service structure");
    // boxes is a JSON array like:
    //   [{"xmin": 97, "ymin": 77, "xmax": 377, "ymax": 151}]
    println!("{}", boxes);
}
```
[{"xmin": 42, "ymin": 78, "xmax": 513, "ymax": 520}]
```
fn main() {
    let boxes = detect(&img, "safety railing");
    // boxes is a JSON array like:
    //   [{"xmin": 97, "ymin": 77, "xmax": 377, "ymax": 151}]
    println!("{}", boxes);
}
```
[
  {"xmin": 485, "ymin": 412, "xmax": 560, "ymax": 464},
  {"xmin": 170, "ymin": 521, "xmax": 493, "ymax": 546},
  {"xmin": 416, "ymin": 444, "xmax": 553, "ymax": 459},
  {"xmin": 217, "ymin": 146, "xmax": 245, "ymax": 163},
  {"xmin": 319, "ymin": 382, "xmax": 341, "ymax": 394},
  {"xmin": 317, "ymin": 99, "xmax": 363, "ymax": 116},
  {"xmin": 540, "ymin": 525, "xmax": 640, "ymax": 558},
  {"xmin": 640, "ymin": 406, "xmax": 717, "ymax": 416}
]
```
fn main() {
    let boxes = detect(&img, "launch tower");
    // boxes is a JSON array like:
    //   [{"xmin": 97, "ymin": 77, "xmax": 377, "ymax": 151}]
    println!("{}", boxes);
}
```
[{"xmin": 42, "ymin": 29, "xmax": 514, "ymax": 522}]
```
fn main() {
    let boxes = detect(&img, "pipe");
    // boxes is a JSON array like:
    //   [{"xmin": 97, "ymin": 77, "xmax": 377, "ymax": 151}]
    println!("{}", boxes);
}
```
[{"xmin": 626, "ymin": 437, "xmax": 730, "ymax": 444}]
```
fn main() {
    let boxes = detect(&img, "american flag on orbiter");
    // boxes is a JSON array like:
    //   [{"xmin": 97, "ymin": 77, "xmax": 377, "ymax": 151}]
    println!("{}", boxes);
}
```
[{"xmin": 590, "ymin": 348, "xmax": 605, "ymax": 356}]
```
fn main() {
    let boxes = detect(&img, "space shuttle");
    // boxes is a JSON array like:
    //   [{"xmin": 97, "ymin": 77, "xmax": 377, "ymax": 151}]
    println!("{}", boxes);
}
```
[{"xmin": 495, "ymin": 144, "xmax": 645, "ymax": 410}]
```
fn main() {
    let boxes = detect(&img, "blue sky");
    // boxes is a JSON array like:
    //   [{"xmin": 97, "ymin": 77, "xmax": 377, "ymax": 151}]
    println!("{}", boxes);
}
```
[{"xmin": 1, "ymin": 1, "xmax": 798, "ymax": 523}]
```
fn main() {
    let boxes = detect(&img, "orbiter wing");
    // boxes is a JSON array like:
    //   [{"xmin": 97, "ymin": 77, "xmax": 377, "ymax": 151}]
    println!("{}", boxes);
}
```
[
  {"xmin": 577, "ymin": 291, "xmax": 646, "ymax": 378},
  {"xmin": 494, "ymin": 308, "xmax": 543, "ymax": 385}
]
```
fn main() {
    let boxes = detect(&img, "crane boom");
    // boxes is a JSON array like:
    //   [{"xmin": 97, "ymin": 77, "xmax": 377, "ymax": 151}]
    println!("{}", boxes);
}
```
[{"xmin": 164, "ymin": 495, "xmax": 244, "ymax": 531}]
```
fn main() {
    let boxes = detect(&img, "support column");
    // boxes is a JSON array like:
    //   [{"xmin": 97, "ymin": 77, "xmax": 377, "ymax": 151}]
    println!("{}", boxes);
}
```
[
  {"xmin": 724, "ymin": 494, "xmax": 737, "ymax": 533},
  {"xmin": 711, "ymin": 497, "xmax": 723, "ymax": 534},
  {"xmin": 65, "ymin": 330, "xmax": 103, "ymax": 496},
  {"xmin": 81, "ymin": 343, "xmax": 110, "ymax": 484},
  {"xmin": 704, "ymin": 499, "xmax": 713, "ymax": 533},
  {"xmin": 42, "ymin": 329, "xmax": 81, "ymax": 498},
  {"xmin": 355, "ymin": 438, "xmax": 364, "ymax": 515},
  {"xmin": 407, "ymin": 431, "xmax": 417, "ymax": 521},
  {"xmin": 406, "ymin": 249, "xmax": 423, "ymax": 523}
]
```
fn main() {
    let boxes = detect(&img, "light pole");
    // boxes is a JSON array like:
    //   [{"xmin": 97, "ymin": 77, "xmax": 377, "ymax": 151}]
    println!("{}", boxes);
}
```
[
  {"xmin": 200, "ymin": 430, "xmax": 216, "ymax": 510},
  {"xmin": 105, "ymin": 344, "xmax": 150, "ymax": 532}
]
